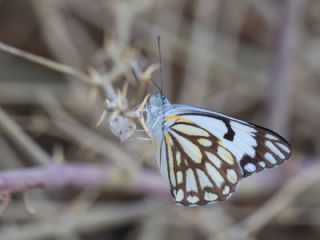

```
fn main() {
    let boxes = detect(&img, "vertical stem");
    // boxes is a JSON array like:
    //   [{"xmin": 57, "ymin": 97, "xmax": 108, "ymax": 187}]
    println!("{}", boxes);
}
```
[
  {"xmin": 267, "ymin": 0, "xmax": 302, "ymax": 136},
  {"xmin": 179, "ymin": 0, "xmax": 220, "ymax": 105}
]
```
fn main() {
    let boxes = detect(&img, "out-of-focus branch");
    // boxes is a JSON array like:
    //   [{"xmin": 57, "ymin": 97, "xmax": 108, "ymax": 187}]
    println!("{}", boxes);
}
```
[
  {"xmin": 179, "ymin": 1, "xmax": 219, "ymax": 105},
  {"xmin": 0, "ymin": 163, "xmax": 169, "ymax": 198},
  {"xmin": 0, "ymin": 107, "xmax": 51, "ymax": 165},
  {"xmin": 31, "ymin": 0, "xmax": 84, "ymax": 69},
  {"xmin": 214, "ymin": 161, "xmax": 320, "ymax": 240},
  {"xmin": 0, "ymin": 136, "xmax": 22, "ymax": 169},
  {"xmin": 0, "ymin": 41, "xmax": 93, "ymax": 85},
  {"xmin": 267, "ymin": 1, "xmax": 291, "ymax": 135},
  {"xmin": 0, "ymin": 192, "xmax": 10, "ymax": 217},
  {"xmin": 267, "ymin": 0, "xmax": 304, "ymax": 135},
  {"xmin": 0, "ymin": 199, "xmax": 164, "ymax": 240}
]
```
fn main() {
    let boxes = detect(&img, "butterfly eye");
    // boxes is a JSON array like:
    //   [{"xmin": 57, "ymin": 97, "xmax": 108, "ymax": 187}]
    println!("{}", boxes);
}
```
[{"xmin": 148, "ymin": 93, "xmax": 163, "ymax": 107}]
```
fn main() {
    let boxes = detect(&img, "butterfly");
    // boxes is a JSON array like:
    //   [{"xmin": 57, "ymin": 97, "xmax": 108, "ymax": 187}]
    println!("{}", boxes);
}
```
[{"xmin": 140, "ymin": 91, "xmax": 292, "ymax": 206}]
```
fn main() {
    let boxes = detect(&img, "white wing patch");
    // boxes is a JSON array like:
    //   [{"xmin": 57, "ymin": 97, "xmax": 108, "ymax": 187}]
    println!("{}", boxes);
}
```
[
  {"xmin": 205, "ymin": 163, "xmax": 224, "ymax": 188},
  {"xmin": 244, "ymin": 163, "xmax": 256, "ymax": 173},
  {"xmin": 172, "ymin": 123, "xmax": 209, "ymax": 137},
  {"xmin": 206, "ymin": 152, "xmax": 222, "ymax": 168},
  {"xmin": 276, "ymin": 142, "xmax": 291, "ymax": 153},
  {"xmin": 217, "ymin": 146, "xmax": 234, "ymax": 164},
  {"xmin": 198, "ymin": 138, "xmax": 213, "ymax": 147},
  {"xmin": 226, "ymin": 169, "xmax": 238, "ymax": 184},
  {"xmin": 177, "ymin": 171, "xmax": 183, "ymax": 184},
  {"xmin": 197, "ymin": 169, "xmax": 212, "ymax": 188},
  {"xmin": 182, "ymin": 115, "xmax": 228, "ymax": 139},
  {"xmin": 170, "ymin": 131, "xmax": 203, "ymax": 164},
  {"xmin": 176, "ymin": 189, "xmax": 184, "ymax": 201},
  {"xmin": 266, "ymin": 141, "xmax": 285, "ymax": 159},
  {"xmin": 186, "ymin": 168, "xmax": 198, "ymax": 192},
  {"xmin": 265, "ymin": 152, "xmax": 277, "ymax": 164},
  {"xmin": 204, "ymin": 192, "xmax": 218, "ymax": 201}
]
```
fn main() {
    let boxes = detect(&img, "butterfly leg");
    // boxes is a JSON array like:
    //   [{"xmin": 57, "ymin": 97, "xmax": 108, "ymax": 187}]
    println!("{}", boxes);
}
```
[
  {"xmin": 135, "ymin": 137, "xmax": 152, "ymax": 141},
  {"xmin": 135, "ymin": 129, "xmax": 146, "ymax": 132},
  {"xmin": 150, "ymin": 117, "xmax": 161, "ymax": 132}
]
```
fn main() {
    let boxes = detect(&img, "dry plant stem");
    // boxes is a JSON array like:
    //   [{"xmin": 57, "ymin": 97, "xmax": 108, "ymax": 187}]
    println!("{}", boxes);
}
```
[
  {"xmin": 0, "ymin": 201, "xmax": 72, "ymax": 220},
  {"xmin": 267, "ymin": 1, "xmax": 290, "ymax": 133},
  {"xmin": 267, "ymin": 0, "xmax": 303, "ymax": 134},
  {"xmin": 113, "ymin": 1, "xmax": 133, "ymax": 58},
  {"xmin": 217, "ymin": 1, "xmax": 249, "ymax": 66},
  {"xmin": 0, "ymin": 163, "xmax": 169, "ymax": 198},
  {"xmin": 0, "ymin": 108, "xmax": 50, "ymax": 165},
  {"xmin": 138, "ymin": 214, "xmax": 168, "ymax": 240},
  {"xmin": 0, "ymin": 192, "xmax": 10, "ymax": 216},
  {"xmin": 31, "ymin": 0, "xmax": 84, "ymax": 69},
  {"xmin": 0, "ymin": 136, "xmax": 22, "ymax": 169},
  {"xmin": 0, "ymin": 199, "xmax": 164, "ymax": 240},
  {"xmin": 151, "ymin": 0, "xmax": 187, "ymax": 99},
  {"xmin": 249, "ymin": 0, "xmax": 278, "ymax": 25},
  {"xmin": 0, "ymin": 41, "xmax": 93, "ymax": 85},
  {"xmin": 0, "ymin": 41, "xmax": 131, "ymax": 107},
  {"xmin": 179, "ymin": 1, "xmax": 219, "ymax": 105},
  {"xmin": 214, "ymin": 161, "xmax": 320, "ymax": 240}
]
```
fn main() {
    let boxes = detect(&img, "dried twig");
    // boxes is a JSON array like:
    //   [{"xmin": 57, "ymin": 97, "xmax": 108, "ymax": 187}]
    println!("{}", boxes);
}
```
[
  {"xmin": 31, "ymin": 0, "xmax": 85, "ymax": 68},
  {"xmin": 0, "ymin": 199, "xmax": 164, "ymax": 240},
  {"xmin": 0, "ymin": 107, "xmax": 51, "ymax": 165},
  {"xmin": 267, "ymin": 0, "xmax": 305, "ymax": 135},
  {"xmin": 0, "ymin": 192, "xmax": 10, "ymax": 217},
  {"xmin": 0, "ymin": 41, "xmax": 93, "ymax": 85},
  {"xmin": 179, "ymin": 1, "xmax": 219, "ymax": 105},
  {"xmin": 214, "ymin": 161, "xmax": 320, "ymax": 240}
]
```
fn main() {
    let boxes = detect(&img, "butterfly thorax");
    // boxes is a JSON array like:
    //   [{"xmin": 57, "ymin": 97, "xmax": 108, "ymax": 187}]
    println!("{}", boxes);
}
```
[{"xmin": 144, "ymin": 92, "xmax": 172, "ymax": 138}]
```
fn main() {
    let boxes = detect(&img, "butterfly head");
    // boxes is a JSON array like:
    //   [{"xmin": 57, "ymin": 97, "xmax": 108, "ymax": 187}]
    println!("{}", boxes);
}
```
[
  {"xmin": 147, "ymin": 92, "xmax": 167, "ymax": 109},
  {"xmin": 143, "ymin": 91, "xmax": 171, "ymax": 136}
]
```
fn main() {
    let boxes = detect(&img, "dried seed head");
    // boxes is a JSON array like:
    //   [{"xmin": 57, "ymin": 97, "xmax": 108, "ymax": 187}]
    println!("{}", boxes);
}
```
[{"xmin": 108, "ymin": 115, "xmax": 136, "ymax": 141}]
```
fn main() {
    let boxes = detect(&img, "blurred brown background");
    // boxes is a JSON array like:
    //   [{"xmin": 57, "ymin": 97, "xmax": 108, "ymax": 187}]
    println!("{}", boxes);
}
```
[{"xmin": 0, "ymin": 0, "xmax": 320, "ymax": 240}]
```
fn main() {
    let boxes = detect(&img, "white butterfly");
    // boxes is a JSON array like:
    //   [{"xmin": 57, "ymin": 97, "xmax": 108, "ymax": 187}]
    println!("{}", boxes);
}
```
[{"xmin": 140, "ymin": 92, "xmax": 292, "ymax": 206}]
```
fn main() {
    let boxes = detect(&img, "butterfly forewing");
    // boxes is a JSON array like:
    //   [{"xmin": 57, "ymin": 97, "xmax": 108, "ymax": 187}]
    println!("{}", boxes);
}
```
[
  {"xmin": 237, "ymin": 126, "xmax": 291, "ymax": 177},
  {"xmin": 159, "ymin": 106, "xmax": 291, "ymax": 206}
]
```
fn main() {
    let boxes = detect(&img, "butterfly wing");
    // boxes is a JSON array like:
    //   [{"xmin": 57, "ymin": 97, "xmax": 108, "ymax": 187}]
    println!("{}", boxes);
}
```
[
  {"xmin": 157, "ymin": 105, "xmax": 291, "ymax": 206},
  {"xmin": 161, "ymin": 121, "xmax": 242, "ymax": 206}
]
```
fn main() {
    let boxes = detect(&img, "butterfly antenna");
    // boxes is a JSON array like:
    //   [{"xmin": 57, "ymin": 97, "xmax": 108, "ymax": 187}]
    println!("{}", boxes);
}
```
[
  {"xmin": 157, "ymin": 36, "xmax": 164, "ymax": 96},
  {"xmin": 151, "ymin": 79, "xmax": 161, "ymax": 92}
]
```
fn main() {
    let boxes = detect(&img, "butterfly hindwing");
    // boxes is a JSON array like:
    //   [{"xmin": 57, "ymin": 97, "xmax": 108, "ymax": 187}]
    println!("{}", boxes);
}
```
[{"xmin": 161, "ymin": 119, "xmax": 242, "ymax": 206}]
